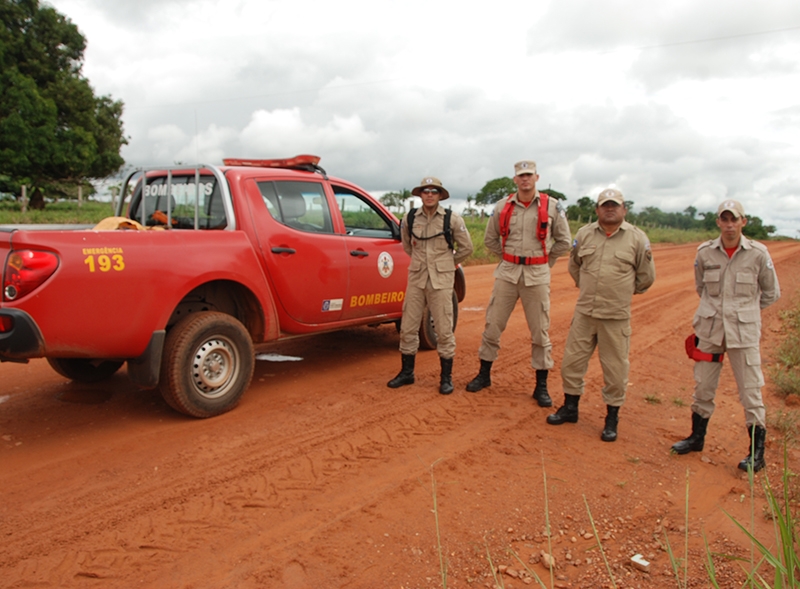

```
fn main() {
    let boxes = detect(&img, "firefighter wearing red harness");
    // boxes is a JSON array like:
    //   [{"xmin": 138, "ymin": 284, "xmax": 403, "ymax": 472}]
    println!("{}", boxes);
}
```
[
  {"xmin": 547, "ymin": 188, "xmax": 655, "ymax": 442},
  {"xmin": 465, "ymin": 160, "xmax": 571, "ymax": 405},
  {"xmin": 672, "ymin": 200, "xmax": 780, "ymax": 473}
]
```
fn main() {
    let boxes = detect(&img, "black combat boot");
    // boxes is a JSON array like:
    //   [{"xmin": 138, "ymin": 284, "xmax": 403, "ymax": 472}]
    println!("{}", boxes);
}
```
[
  {"xmin": 671, "ymin": 412, "xmax": 709, "ymax": 454},
  {"xmin": 466, "ymin": 359, "xmax": 492, "ymax": 393},
  {"xmin": 439, "ymin": 357, "xmax": 454, "ymax": 395},
  {"xmin": 738, "ymin": 425, "xmax": 767, "ymax": 473},
  {"xmin": 601, "ymin": 405, "xmax": 620, "ymax": 442},
  {"xmin": 532, "ymin": 369, "xmax": 552, "ymax": 407},
  {"xmin": 546, "ymin": 394, "xmax": 580, "ymax": 425},
  {"xmin": 387, "ymin": 354, "xmax": 415, "ymax": 388}
]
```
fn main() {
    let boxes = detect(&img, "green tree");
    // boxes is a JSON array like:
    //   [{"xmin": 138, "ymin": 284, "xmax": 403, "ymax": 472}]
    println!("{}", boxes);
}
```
[
  {"xmin": 0, "ymin": 0, "xmax": 126, "ymax": 208},
  {"xmin": 566, "ymin": 196, "xmax": 596, "ymax": 222},
  {"xmin": 474, "ymin": 177, "xmax": 516, "ymax": 206},
  {"xmin": 379, "ymin": 189, "xmax": 410, "ymax": 213},
  {"xmin": 540, "ymin": 187, "xmax": 567, "ymax": 201},
  {"xmin": 742, "ymin": 216, "xmax": 776, "ymax": 240}
]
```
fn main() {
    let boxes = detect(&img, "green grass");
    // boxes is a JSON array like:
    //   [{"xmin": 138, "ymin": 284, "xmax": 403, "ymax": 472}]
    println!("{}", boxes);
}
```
[
  {"xmin": 0, "ymin": 200, "xmax": 774, "ymax": 265},
  {"xmin": 460, "ymin": 216, "xmax": 722, "ymax": 266},
  {"xmin": 0, "ymin": 199, "xmax": 114, "ymax": 224},
  {"xmin": 770, "ymin": 410, "xmax": 800, "ymax": 446}
]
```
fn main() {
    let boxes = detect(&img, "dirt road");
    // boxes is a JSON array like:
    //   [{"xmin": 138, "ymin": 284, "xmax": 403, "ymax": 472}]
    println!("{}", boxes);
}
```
[{"xmin": 2, "ymin": 240, "xmax": 799, "ymax": 589}]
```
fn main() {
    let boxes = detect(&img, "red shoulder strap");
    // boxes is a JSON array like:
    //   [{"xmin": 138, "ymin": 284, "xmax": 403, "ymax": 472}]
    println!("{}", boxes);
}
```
[
  {"xmin": 499, "ymin": 194, "xmax": 515, "ymax": 244},
  {"xmin": 500, "ymin": 192, "xmax": 549, "ymax": 256},
  {"xmin": 537, "ymin": 192, "xmax": 549, "ymax": 242}
]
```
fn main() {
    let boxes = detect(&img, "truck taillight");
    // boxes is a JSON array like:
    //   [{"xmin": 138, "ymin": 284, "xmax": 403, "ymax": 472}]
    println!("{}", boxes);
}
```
[{"xmin": 3, "ymin": 250, "xmax": 59, "ymax": 301}]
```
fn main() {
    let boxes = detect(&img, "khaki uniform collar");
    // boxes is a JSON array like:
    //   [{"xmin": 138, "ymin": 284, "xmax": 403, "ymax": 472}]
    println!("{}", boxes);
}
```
[{"xmin": 711, "ymin": 234, "xmax": 752, "ymax": 251}]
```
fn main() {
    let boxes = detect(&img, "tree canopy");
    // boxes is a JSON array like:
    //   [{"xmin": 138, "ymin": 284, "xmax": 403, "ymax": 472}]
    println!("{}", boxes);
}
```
[
  {"xmin": 379, "ymin": 189, "xmax": 411, "ymax": 213},
  {"xmin": 474, "ymin": 177, "xmax": 516, "ymax": 206},
  {"xmin": 540, "ymin": 187, "xmax": 566, "ymax": 201},
  {"xmin": 0, "ymin": 0, "xmax": 127, "ymax": 207}
]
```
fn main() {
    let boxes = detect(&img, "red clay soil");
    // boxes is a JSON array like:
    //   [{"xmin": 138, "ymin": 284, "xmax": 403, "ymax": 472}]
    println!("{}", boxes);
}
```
[{"xmin": 2, "ymin": 241, "xmax": 800, "ymax": 589}]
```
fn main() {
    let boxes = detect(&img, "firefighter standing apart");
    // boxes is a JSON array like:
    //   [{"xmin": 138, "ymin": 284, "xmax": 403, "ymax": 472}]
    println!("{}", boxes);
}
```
[
  {"xmin": 465, "ymin": 160, "xmax": 571, "ymax": 404},
  {"xmin": 547, "ymin": 188, "xmax": 655, "ymax": 441},
  {"xmin": 387, "ymin": 177, "xmax": 474, "ymax": 395},
  {"xmin": 672, "ymin": 199, "xmax": 780, "ymax": 472}
]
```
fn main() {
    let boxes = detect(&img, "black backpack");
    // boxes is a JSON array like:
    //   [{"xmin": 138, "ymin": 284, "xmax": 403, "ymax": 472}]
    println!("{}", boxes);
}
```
[{"xmin": 406, "ymin": 208, "xmax": 454, "ymax": 250}]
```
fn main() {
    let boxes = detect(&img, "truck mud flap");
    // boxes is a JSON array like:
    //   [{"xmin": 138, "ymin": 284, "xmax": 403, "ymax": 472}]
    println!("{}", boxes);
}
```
[{"xmin": 127, "ymin": 330, "xmax": 165, "ymax": 389}]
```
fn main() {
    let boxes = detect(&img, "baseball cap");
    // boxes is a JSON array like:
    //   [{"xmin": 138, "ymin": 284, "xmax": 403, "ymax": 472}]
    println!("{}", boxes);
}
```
[
  {"xmin": 717, "ymin": 199, "xmax": 745, "ymax": 219},
  {"xmin": 597, "ymin": 188, "xmax": 624, "ymax": 206},
  {"xmin": 411, "ymin": 177, "xmax": 450, "ymax": 200},
  {"xmin": 514, "ymin": 160, "xmax": 537, "ymax": 176}
]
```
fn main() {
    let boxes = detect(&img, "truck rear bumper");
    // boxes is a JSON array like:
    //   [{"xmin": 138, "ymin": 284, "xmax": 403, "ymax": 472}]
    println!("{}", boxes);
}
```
[{"xmin": 0, "ymin": 308, "xmax": 45, "ymax": 361}]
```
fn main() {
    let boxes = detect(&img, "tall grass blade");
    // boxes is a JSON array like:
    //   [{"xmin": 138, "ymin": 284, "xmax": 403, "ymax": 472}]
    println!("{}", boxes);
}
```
[
  {"xmin": 507, "ymin": 547, "xmax": 547, "ymax": 589},
  {"xmin": 541, "ymin": 452, "xmax": 555, "ymax": 589},
  {"xmin": 583, "ymin": 494, "xmax": 618, "ymax": 589},
  {"xmin": 703, "ymin": 532, "xmax": 722, "ymax": 588}
]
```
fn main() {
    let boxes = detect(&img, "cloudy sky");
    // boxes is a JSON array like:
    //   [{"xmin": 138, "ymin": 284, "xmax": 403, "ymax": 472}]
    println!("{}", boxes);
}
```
[{"xmin": 47, "ymin": 0, "xmax": 800, "ymax": 236}]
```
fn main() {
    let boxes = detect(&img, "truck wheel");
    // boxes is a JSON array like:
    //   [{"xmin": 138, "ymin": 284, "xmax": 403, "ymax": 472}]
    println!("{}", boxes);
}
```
[
  {"xmin": 47, "ymin": 358, "xmax": 124, "ymax": 383},
  {"xmin": 159, "ymin": 312, "xmax": 254, "ymax": 418},
  {"xmin": 419, "ymin": 291, "xmax": 459, "ymax": 351}
]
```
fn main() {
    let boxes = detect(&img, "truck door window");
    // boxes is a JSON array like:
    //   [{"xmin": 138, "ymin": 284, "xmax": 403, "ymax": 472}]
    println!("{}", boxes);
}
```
[
  {"xmin": 333, "ymin": 186, "xmax": 394, "ymax": 239},
  {"xmin": 257, "ymin": 181, "xmax": 333, "ymax": 234}
]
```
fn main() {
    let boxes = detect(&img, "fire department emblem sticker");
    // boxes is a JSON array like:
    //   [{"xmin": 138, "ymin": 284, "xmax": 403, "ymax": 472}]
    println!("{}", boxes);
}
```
[{"xmin": 378, "ymin": 252, "xmax": 394, "ymax": 278}]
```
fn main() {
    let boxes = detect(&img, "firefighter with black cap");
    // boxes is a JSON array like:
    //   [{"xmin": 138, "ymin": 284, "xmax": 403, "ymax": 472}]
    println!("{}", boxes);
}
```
[
  {"xmin": 465, "ymin": 160, "xmax": 571, "ymax": 405},
  {"xmin": 672, "ymin": 199, "xmax": 780, "ymax": 473},
  {"xmin": 387, "ymin": 177, "xmax": 473, "ymax": 394}
]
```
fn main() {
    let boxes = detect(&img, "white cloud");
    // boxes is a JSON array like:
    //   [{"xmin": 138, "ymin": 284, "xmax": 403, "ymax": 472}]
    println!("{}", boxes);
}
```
[
  {"xmin": 43, "ymin": 0, "xmax": 800, "ymax": 236},
  {"xmin": 239, "ymin": 108, "xmax": 376, "ymax": 156}
]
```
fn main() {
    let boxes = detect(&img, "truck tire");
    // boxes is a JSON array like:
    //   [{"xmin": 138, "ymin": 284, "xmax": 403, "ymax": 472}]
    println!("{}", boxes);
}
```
[
  {"xmin": 159, "ymin": 312, "xmax": 254, "ymax": 418},
  {"xmin": 419, "ymin": 291, "xmax": 459, "ymax": 351},
  {"xmin": 47, "ymin": 358, "xmax": 124, "ymax": 383}
]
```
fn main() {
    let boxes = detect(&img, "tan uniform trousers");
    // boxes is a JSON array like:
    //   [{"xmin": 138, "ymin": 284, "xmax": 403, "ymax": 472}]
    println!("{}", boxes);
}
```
[
  {"xmin": 399, "ymin": 277, "xmax": 455, "ymax": 358},
  {"xmin": 477, "ymin": 280, "xmax": 553, "ymax": 370},
  {"xmin": 693, "ymin": 339, "xmax": 766, "ymax": 428},
  {"xmin": 561, "ymin": 312, "xmax": 631, "ymax": 406}
]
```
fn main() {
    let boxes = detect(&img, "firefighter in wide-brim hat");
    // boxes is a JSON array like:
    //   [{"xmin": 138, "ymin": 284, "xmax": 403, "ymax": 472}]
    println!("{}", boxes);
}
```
[{"xmin": 387, "ymin": 176, "xmax": 473, "ymax": 394}]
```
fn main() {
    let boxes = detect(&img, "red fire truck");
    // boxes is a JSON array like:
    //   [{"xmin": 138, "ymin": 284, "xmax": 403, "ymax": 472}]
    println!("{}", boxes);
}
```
[{"xmin": 0, "ymin": 156, "xmax": 465, "ymax": 417}]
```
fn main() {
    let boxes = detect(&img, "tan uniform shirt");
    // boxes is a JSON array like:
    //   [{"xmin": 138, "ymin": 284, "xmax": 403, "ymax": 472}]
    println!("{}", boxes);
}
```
[
  {"xmin": 401, "ymin": 205, "xmax": 473, "ymax": 290},
  {"xmin": 569, "ymin": 220, "xmax": 655, "ymax": 320},
  {"xmin": 693, "ymin": 236, "xmax": 780, "ymax": 348},
  {"xmin": 484, "ymin": 192, "xmax": 571, "ymax": 286}
]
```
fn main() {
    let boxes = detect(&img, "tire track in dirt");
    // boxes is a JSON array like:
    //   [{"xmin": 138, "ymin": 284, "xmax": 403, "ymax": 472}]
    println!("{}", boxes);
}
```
[
  {"xmin": 1, "ymin": 361, "xmax": 536, "ymax": 586},
  {"xmin": 1, "ymin": 240, "xmax": 799, "ymax": 588}
]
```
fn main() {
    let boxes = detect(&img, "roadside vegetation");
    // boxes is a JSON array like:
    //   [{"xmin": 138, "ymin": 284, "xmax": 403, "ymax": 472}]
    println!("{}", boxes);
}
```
[
  {"xmin": 460, "ymin": 216, "xmax": 720, "ymax": 266},
  {"xmin": 770, "ymin": 297, "xmax": 800, "ymax": 402},
  {"xmin": 0, "ymin": 199, "xmax": 782, "ymax": 266},
  {"xmin": 0, "ymin": 199, "xmax": 113, "ymax": 225}
]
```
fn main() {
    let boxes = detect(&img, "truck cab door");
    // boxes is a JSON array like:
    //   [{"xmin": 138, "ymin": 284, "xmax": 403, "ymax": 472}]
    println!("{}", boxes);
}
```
[
  {"xmin": 250, "ymin": 179, "xmax": 350, "ymax": 325},
  {"xmin": 331, "ymin": 185, "xmax": 408, "ymax": 321}
]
